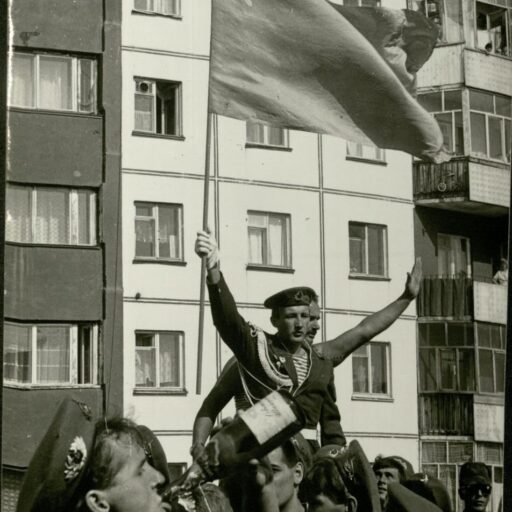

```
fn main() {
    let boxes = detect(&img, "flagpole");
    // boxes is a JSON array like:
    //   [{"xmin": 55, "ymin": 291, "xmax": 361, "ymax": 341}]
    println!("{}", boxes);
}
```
[{"xmin": 196, "ymin": 0, "xmax": 215, "ymax": 395}]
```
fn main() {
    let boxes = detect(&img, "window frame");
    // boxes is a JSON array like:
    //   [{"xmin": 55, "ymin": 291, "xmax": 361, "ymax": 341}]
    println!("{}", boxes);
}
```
[
  {"xmin": 245, "ymin": 121, "xmax": 290, "ymax": 149},
  {"xmin": 3, "ymin": 322, "xmax": 99, "ymax": 387},
  {"xmin": 134, "ymin": 330, "xmax": 185, "ymax": 392},
  {"xmin": 437, "ymin": 233, "xmax": 472, "ymax": 277},
  {"xmin": 133, "ymin": 77, "xmax": 183, "ymax": 138},
  {"xmin": 133, "ymin": 0, "xmax": 181, "ymax": 17},
  {"xmin": 348, "ymin": 221, "xmax": 388, "ymax": 279},
  {"xmin": 246, "ymin": 210, "xmax": 293, "ymax": 270},
  {"xmin": 6, "ymin": 184, "xmax": 97, "ymax": 246},
  {"xmin": 351, "ymin": 341, "xmax": 392, "ymax": 399},
  {"xmin": 9, "ymin": 51, "xmax": 98, "ymax": 114},
  {"xmin": 475, "ymin": 322, "xmax": 506, "ymax": 395},
  {"xmin": 475, "ymin": 1, "xmax": 512, "ymax": 57},
  {"xmin": 133, "ymin": 201, "xmax": 184, "ymax": 263},
  {"xmin": 346, "ymin": 141, "xmax": 386, "ymax": 163}
]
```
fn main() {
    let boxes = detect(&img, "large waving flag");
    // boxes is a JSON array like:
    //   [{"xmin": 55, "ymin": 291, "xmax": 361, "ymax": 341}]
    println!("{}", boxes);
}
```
[{"xmin": 210, "ymin": 0, "xmax": 449, "ymax": 163}]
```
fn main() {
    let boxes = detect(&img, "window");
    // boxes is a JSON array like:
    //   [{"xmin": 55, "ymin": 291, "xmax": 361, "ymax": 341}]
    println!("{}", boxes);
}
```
[
  {"xmin": 9, "ymin": 52, "xmax": 97, "ymax": 113},
  {"xmin": 418, "ymin": 322, "xmax": 476, "ymax": 392},
  {"xmin": 134, "ymin": 202, "xmax": 183, "ymax": 261},
  {"xmin": 247, "ymin": 211, "xmax": 292, "ymax": 268},
  {"xmin": 135, "ymin": 331, "xmax": 184, "ymax": 390},
  {"xmin": 3, "ymin": 323, "xmax": 98, "ymax": 385},
  {"xmin": 422, "ymin": 441, "xmax": 474, "ymax": 512},
  {"xmin": 476, "ymin": 2, "xmax": 511, "ymax": 57},
  {"xmin": 418, "ymin": 90, "xmax": 464, "ymax": 154},
  {"xmin": 469, "ymin": 89, "xmax": 511, "ymax": 162},
  {"xmin": 437, "ymin": 234, "xmax": 471, "ymax": 277},
  {"xmin": 348, "ymin": 222, "xmax": 387, "ymax": 277},
  {"xmin": 352, "ymin": 342, "xmax": 390, "ymax": 396},
  {"xmin": 246, "ymin": 122, "xmax": 288, "ymax": 147},
  {"xmin": 134, "ymin": 0, "xmax": 180, "ymax": 16},
  {"xmin": 134, "ymin": 78, "xmax": 181, "ymax": 136},
  {"xmin": 346, "ymin": 141, "xmax": 385, "ymax": 162},
  {"xmin": 410, "ymin": 1, "xmax": 463, "ymax": 43},
  {"xmin": 5, "ymin": 185, "xmax": 96, "ymax": 246},
  {"xmin": 477, "ymin": 322, "xmax": 506, "ymax": 393}
]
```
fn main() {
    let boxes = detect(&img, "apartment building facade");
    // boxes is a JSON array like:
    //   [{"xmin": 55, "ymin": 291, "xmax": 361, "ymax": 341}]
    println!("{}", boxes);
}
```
[
  {"xmin": 409, "ymin": 1, "xmax": 510, "ymax": 510},
  {"xmin": 2, "ymin": 1, "xmax": 123, "ymax": 510},
  {"xmin": 122, "ymin": 0, "xmax": 420, "ymax": 481}
]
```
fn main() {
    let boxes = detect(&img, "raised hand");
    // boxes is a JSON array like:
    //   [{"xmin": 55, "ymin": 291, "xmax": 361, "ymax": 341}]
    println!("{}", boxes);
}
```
[
  {"xmin": 404, "ymin": 257, "xmax": 422, "ymax": 300},
  {"xmin": 194, "ymin": 229, "xmax": 219, "ymax": 270}
]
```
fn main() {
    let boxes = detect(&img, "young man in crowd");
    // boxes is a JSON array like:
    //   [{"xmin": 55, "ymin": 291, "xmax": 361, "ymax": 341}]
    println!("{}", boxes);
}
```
[
  {"xmin": 458, "ymin": 462, "xmax": 493, "ymax": 512},
  {"xmin": 373, "ymin": 455, "xmax": 414, "ymax": 512}
]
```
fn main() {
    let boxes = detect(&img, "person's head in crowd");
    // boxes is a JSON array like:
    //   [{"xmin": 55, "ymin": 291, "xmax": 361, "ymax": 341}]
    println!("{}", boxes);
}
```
[
  {"xmin": 306, "ymin": 299, "xmax": 321, "ymax": 344},
  {"xmin": 458, "ymin": 462, "xmax": 492, "ymax": 512},
  {"xmin": 373, "ymin": 455, "xmax": 413, "ymax": 510},
  {"xmin": 171, "ymin": 483, "xmax": 233, "ymax": 512},
  {"xmin": 16, "ymin": 397, "xmax": 168, "ymax": 512},
  {"xmin": 302, "ymin": 440, "xmax": 380, "ymax": 512},
  {"xmin": 499, "ymin": 258, "xmax": 508, "ymax": 271},
  {"xmin": 403, "ymin": 473, "xmax": 452, "ymax": 512}
]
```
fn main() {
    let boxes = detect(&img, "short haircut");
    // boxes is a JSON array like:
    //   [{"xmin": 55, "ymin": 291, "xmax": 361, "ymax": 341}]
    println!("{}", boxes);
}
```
[{"xmin": 194, "ymin": 483, "xmax": 233, "ymax": 512}]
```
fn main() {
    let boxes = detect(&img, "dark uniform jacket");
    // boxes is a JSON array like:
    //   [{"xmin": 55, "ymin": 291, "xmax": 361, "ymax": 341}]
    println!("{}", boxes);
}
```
[{"xmin": 207, "ymin": 273, "xmax": 346, "ymax": 446}]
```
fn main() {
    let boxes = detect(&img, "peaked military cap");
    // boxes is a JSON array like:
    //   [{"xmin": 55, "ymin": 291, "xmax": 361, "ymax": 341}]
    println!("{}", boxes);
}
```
[
  {"xmin": 264, "ymin": 286, "xmax": 317, "ymax": 309},
  {"xmin": 388, "ymin": 482, "xmax": 443, "ymax": 512},
  {"xmin": 16, "ymin": 396, "xmax": 96, "ymax": 512},
  {"xmin": 459, "ymin": 462, "xmax": 491, "ymax": 487},
  {"xmin": 137, "ymin": 425, "xmax": 170, "ymax": 485}
]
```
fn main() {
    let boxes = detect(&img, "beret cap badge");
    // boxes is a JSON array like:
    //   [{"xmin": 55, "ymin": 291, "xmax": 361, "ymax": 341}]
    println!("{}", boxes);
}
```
[
  {"xmin": 294, "ymin": 290, "xmax": 311, "ymax": 304},
  {"xmin": 63, "ymin": 436, "xmax": 88, "ymax": 482}
]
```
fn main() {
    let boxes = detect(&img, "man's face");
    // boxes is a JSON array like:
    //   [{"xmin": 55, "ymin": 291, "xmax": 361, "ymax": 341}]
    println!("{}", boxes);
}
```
[
  {"xmin": 461, "ymin": 484, "xmax": 492, "ymax": 512},
  {"xmin": 374, "ymin": 467, "xmax": 401, "ymax": 506},
  {"xmin": 98, "ymin": 439, "xmax": 166, "ymax": 512},
  {"xmin": 268, "ymin": 447, "xmax": 301, "ymax": 508},
  {"xmin": 305, "ymin": 302, "xmax": 321, "ymax": 344},
  {"xmin": 273, "ymin": 305, "xmax": 310, "ymax": 344}
]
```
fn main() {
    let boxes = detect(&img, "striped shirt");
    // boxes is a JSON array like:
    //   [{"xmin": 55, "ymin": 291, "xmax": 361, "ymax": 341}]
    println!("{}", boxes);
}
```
[{"xmin": 292, "ymin": 348, "xmax": 310, "ymax": 387}]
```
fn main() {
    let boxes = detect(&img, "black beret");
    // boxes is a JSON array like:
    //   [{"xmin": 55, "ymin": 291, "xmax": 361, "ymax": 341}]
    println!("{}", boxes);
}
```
[
  {"xmin": 16, "ymin": 397, "xmax": 96, "ymax": 512},
  {"xmin": 388, "ymin": 483, "xmax": 443, "ymax": 512},
  {"xmin": 403, "ymin": 473, "xmax": 452, "ymax": 512},
  {"xmin": 264, "ymin": 287, "xmax": 317, "ymax": 309},
  {"xmin": 373, "ymin": 455, "xmax": 414, "ymax": 480},
  {"xmin": 459, "ymin": 462, "xmax": 491, "ymax": 487},
  {"xmin": 136, "ymin": 425, "xmax": 170, "ymax": 485}
]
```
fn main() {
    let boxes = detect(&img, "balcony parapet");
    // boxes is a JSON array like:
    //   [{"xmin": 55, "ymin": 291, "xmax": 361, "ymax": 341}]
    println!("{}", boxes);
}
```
[
  {"xmin": 419, "ymin": 393, "xmax": 473, "ymax": 436},
  {"xmin": 473, "ymin": 280, "xmax": 507, "ymax": 325},
  {"xmin": 417, "ymin": 275, "xmax": 472, "ymax": 318}
]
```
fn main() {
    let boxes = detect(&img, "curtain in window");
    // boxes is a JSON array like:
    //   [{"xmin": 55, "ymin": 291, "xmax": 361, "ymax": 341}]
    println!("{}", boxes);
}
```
[
  {"xmin": 370, "ymin": 344, "xmax": 387, "ymax": 393},
  {"xmin": 443, "ymin": 0, "xmax": 462, "ymax": 42},
  {"xmin": 489, "ymin": 116, "xmax": 504, "ymax": 160},
  {"xmin": 471, "ymin": 112, "xmax": 487, "ymax": 156},
  {"xmin": 34, "ymin": 188, "xmax": 68, "ymax": 244},
  {"xmin": 3, "ymin": 324, "xmax": 31, "ymax": 382},
  {"xmin": 268, "ymin": 126, "xmax": 284, "ymax": 146},
  {"xmin": 36, "ymin": 326, "xmax": 70, "ymax": 383},
  {"xmin": 77, "ymin": 190, "xmax": 92, "ymax": 245},
  {"xmin": 268, "ymin": 216, "xmax": 286, "ymax": 266},
  {"xmin": 11, "ymin": 54, "xmax": 34, "ymax": 107},
  {"xmin": 134, "ymin": 0, "xmax": 151, "ymax": 10},
  {"xmin": 158, "ymin": 206, "xmax": 179, "ymax": 258},
  {"xmin": 159, "ymin": 333, "xmax": 180, "ymax": 387},
  {"xmin": 352, "ymin": 347, "xmax": 369, "ymax": 393},
  {"xmin": 135, "ymin": 218, "xmax": 155, "ymax": 257},
  {"xmin": 39, "ymin": 57, "xmax": 72, "ymax": 110},
  {"xmin": 6, "ymin": 186, "xmax": 31, "ymax": 243},
  {"xmin": 79, "ymin": 59, "xmax": 95, "ymax": 113},
  {"xmin": 367, "ymin": 226, "xmax": 384, "ymax": 275},
  {"xmin": 349, "ymin": 224, "xmax": 365, "ymax": 273},
  {"xmin": 248, "ymin": 213, "xmax": 267, "ymax": 264},
  {"xmin": 135, "ymin": 93, "xmax": 154, "ymax": 132},
  {"xmin": 434, "ymin": 113, "xmax": 454, "ymax": 153},
  {"xmin": 246, "ymin": 122, "xmax": 265, "ymax": 144},
  {"xmin": 479, "ymin": 349, "xmax": 494, "ymax": 392},
  {"xmin": 161, "ymin": 0, "xmax": 178, "ymax": 15},
  {"xmin": 136, "ymin": 348, "xmax": 156, "ymax": 386}
]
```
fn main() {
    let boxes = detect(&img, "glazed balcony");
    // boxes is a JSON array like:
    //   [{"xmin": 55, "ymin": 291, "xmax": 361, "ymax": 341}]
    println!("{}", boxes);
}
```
[{"xmin": 419, "ymin": 393, "xmax": 474, "ymax": 436}]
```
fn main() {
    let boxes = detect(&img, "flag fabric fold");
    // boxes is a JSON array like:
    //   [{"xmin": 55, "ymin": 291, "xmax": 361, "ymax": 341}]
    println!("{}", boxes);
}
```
[{"xmin": 210, "ymin": 0, "xmax": 450, "ymax": 163}]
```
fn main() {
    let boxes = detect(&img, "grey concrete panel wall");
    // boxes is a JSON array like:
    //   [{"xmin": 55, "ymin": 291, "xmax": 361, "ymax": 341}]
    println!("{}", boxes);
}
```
[
  {"xmin": 7, "ymin": 111, "xmax": 103, "ymax": 187},
  {"xmin": 4, "ymin": 244, "xmax": 103, "ymax": 321},
  {"xmin": 10, "ymin": 0, "xmax": 103, "ymax": 53}
]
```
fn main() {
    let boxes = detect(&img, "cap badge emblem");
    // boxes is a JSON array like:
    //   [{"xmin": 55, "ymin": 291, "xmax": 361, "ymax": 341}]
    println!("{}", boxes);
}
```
[
  {"xmin": 64, "ymin": 436, "xmax": 88, "ymax": 482},
  {"xmin": 294, "ymin": 290, "xmax": 311, "ymax": 304}
]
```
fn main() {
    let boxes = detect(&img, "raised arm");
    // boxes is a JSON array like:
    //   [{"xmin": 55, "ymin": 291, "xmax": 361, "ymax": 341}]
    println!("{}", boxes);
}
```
[
  {"xmin": 191, "ymin": 358, "xmax": 239, "ymax": 460},
  {"xmin": 318, "ymin": 259, "xmax": 422, "ymax": 367}
]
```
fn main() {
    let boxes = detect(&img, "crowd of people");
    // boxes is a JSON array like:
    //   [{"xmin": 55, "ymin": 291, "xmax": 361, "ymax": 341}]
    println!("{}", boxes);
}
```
[{"xmin": 17, "ymin": 231, "xmax": 499, "ymax": 512}]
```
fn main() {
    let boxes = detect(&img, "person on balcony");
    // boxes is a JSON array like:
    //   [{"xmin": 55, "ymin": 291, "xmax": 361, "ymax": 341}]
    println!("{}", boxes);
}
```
[{"xmin": 492, "ymin": 258, "xmax": 508, "ymax": 286}]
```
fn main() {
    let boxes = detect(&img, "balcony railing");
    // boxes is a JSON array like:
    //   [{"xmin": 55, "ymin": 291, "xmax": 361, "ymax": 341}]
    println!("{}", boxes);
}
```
[
  {"xmin": 413, "ymin": 158, "xmax": 469, "ymax": 202},
  {"xmin": 417, "ymin": 276, "xmax": 473, "ymax": 318},
  {"xmin": 419, "ymin": 393, "xmax": 474, "ymax": 436}
]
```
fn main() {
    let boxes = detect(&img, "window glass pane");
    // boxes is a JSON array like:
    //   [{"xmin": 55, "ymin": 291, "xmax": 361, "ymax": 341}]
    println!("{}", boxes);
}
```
[
  {"xmin": 77, "ymin": 190, "xmax": 93, "ymax": 245},
  {"xmin": 419, "ymin": 92, "xmax": 442, "ymax": 112},
  {"xmin": 34, "ymin": 188, "xmax": 69, "ymax": 244},
  {"xmin": 447, "ymin": 323, "xmax": 465, "ymax": 346},
  {"xmin": 78, "ymin": 59, "xmax": 96, "ymax": 113},
  {"xmin": 10, "ymin": 53, "xmax": 34, "ymax": 107},
  {"xmin": 458, "ymin": 349, "xmax": 476, "ymax": 391},
  {"xmin": 346, "ymin": 141, "xmax": 361, "ymax": 157},
  {"xmin": 429, "ymin": 323, "xmax": 446, "ymax": 346},
  {"xmin": 352, "ymin": 352, "xmax": 369, "ymax": 393},
  {"xmin": 368, "ymin": 225, "xmax": 385, "ymax": 275},
  {"xmin": 454, "ymin": 111, "xmax": 464, "ymax": 155},
  {"xmin": 418, "ymin": 323, "xmax": 428, "ymax": 347},
  {"xmin": 470, "ymin": 90, "xmax": 494, "ymax": 113},
  {"xmin": 444, "ymin": 90, "xmax": 462, "ymax": 111},
  {"xmin": 370, "ymin": 344, "xmax": 388, "ymax": 394},
  {"xmin": 157, "ymin": 82, "xmax": 177, "ymax": 135},
  {"xmin": 136, "ymin": 204, "xmax": 153, "ymax": 217},
  {"xmin": 3, "ymin": 324, "xmax": 31, "ymax": 382},
  {"xmin": 248, "ymin": 226, "xmax": 266, "ymax": 264},
  {"xmin": 439, "ymin": 465, "xmax": 457, "ymax": 508},
  {"xmin": 39, "ymin": 56, "xmax": 72, "ymax": 110},
  {"xmin": 268, "ymin": 126, "xmax": 285, "ymax": 146},
  {"xmin": 489, "ymin": 9, "xmax": 508, "ymax": 55},
  {"xmin": 135, "ymin": 333, "xmax": 156, "ymax": 386},
  {"xmin": 135, "ymin": 94, "xmax": 154, "ymax": 132},
  {"xmin": 448, "ymin": 442, "xmax": 473, "ymax": 463},
  {"xmin": 490, "ymin": 324, "xmax": 502, "ymax": 349},
  {"xmin": 435, "ymin": 113, "xmax": 454, "ymax": 152},
  {"xmin": 495, "ymin": 352, "xmax": 505, "ymax": 393},
  {"xmin": 158, "ymin": 205, "xmax": 180, "ymax": 259},
  {"xmin": 465, "ymin": 324, "xmax": 475, "ymax": 346},
  {"xmin": 159, "ymin": 333, "xmax": 180, "ymax": 387},
  {"xmin": 440, "ymin": 349, "xmax": 456, "ymax": 389},
  {"xmin": 477, "ymin": 323, "xmax": 491, "ymax": 347},
  {"xmin": 268, "ymin": 215, "xmax": 286, "ymax": 266},
  {"xmin": 423, "ymin": 442, "xmax": 447, "ymax": 463},
  {"xmin": 489, "ymin": 116, "xmax": 504, "ymax": 160},
  {"xmin": 505, "ymin": 119, "xmax": 510, "ymax": 162},
  {"xmin": 419, "ymin": 348, "xmax": 437, "ymax": 391},
  {"xmin": 135, "ymin": 218, "xmax": 155, "ymax": 257},
  {"xmin": 78, "ymin": 326, "xmax": 93, "ymax": 384},
  {"xmin": 494, "ymin": 466, "xmax": 503, "ymax": 484},
  {"xmin": 246, "ymin": 122, "xmax": 265, "ymax": 144},
  {"xmin": 470, "ymin": 112, "xmax": 487, "ymax": 156},
  {"xmin": 479, "ymin": 349, "xmax": 494, "ymax": 392},
  {"xmin": 161, "ymin": 0, "xmax": 178, "ymax": 14},
  {"xmin": 6, "ymin": 186, "xmax": 31, "ymax": 243},
  {"xmin": 495, "ymin": 95, "xmax": 511, "ymax": 117},
  {"xmin": 349, "ymin": 223, "xmax": 366, "ymax": 273},
  {"xmin": 37, "ymin": 326, "xmax": 70, "ymax": 383}
]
